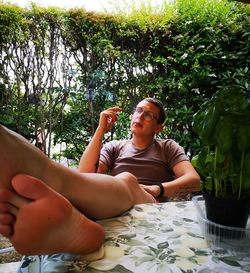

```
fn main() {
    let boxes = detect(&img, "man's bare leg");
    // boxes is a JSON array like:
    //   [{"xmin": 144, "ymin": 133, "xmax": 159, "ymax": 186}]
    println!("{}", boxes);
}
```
[
  {"xmin": 0, "ymin": 124, "xmax": 155, "ymax": 219},
  {"xmin": 0, "ymin": 174, "xmax": 104, "ymax": 255}
]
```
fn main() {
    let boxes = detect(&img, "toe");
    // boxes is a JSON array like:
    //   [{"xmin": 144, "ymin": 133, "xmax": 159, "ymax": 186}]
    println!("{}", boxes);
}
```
[{"xmin": 11, "ymin": 174, "xmax": 51, "ymax": 200}]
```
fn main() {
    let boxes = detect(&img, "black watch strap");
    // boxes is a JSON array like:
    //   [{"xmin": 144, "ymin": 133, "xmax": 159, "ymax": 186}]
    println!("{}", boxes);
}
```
[{"xmin": 157, "ymin": 183, "xmax": 164, "ymax": 197}]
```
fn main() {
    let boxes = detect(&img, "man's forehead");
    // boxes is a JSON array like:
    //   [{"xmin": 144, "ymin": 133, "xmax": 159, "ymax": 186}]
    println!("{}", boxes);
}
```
[{"xmin": 137, "ymin": 101, "xmax": 159, "ymax": 113}]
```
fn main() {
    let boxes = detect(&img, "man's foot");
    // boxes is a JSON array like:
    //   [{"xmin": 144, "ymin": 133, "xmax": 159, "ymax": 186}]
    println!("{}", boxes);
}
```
[{"xmin": 0, "ymin": 174, "xmax": 104, "ymax": 255}]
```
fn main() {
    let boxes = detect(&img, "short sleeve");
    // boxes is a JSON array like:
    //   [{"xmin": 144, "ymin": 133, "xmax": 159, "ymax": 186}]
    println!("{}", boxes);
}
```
[
  {"xmin": 163, "ymin": 139, "xmax": 189, "ymax": 169},
  {"xmin": 99, "ymin": 140, "xmax": 119, "ymax": 171}
]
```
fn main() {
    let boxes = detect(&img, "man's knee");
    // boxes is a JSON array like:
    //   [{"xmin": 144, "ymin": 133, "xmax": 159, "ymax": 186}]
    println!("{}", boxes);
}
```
[
  {"xmin": 115, "ymin": 172, "xmax": 142, "ymax": 202},
  {"xmin": 115, "ymin": 172, "xmax": 138, "ymax": 187}
]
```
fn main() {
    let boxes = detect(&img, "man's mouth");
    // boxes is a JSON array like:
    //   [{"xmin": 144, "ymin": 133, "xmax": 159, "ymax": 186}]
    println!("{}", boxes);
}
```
[{"xmin": 133, "ymin": 121, "xmax": 143, "ymax": 128}]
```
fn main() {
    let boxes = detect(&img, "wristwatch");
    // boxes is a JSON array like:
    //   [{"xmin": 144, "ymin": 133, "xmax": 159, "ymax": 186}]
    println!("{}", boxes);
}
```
[{"xmin": 157, "ymin": 183, "xmax": 164, "ymax": 197}]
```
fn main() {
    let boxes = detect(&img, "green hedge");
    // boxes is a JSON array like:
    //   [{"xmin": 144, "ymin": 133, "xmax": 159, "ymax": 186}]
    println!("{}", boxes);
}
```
[{"xmin": 0, "ymin": 0, "xmax": 249, "ymax": 162}]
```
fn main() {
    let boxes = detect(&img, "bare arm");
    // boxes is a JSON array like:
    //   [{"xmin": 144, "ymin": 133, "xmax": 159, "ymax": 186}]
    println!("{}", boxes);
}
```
[
  {"xmin": 78, "ymin": 106, "xmax": 122, "ymax": 173},
  {"xmin": 141, "ymin": 161, "xmax": 200, "ymax": 200}
]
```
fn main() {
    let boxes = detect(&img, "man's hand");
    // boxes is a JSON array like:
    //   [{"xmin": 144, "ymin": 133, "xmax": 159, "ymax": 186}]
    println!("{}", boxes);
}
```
[
  {"xmin": 140, "ymin": 184, "xmax": 162, "ymax": 199},
  {"xmin": 98, "ymin": 107, "xmax": 122, "ymax": 133}
]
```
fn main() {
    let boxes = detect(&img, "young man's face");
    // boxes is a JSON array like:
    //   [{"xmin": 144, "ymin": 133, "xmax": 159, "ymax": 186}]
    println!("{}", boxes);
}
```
[{"xmin": 130, "ymin": 101, "xmax": 163, "ymax": 136}]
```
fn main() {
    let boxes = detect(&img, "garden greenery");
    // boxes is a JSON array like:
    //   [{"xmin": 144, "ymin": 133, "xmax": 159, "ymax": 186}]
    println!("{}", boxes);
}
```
[
  {"xmin": 0, "ymin": 0, "xmax": 249, "ymax": 165},
  {"xmin": 193, "ymin": 85, "xmax": 250, "ymax": 199}
]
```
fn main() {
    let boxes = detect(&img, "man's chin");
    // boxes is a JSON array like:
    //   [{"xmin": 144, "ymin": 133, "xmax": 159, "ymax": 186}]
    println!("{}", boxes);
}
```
[{"xmin": 131, "ymin": 126, "xmax": 142, "ymax": 133}]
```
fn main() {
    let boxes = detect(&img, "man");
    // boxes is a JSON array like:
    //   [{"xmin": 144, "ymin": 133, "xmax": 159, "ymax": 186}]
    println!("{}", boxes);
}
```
[
  {"xmin": 0, "ymin": 124, "xmax": 155, "ymax": 256},
  {"xmin": 79, "ymin": 98, "xmax": 200, "ymax": 201}
]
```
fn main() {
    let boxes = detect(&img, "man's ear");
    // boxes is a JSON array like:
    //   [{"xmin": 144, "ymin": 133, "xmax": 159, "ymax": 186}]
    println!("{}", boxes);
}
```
[{"xmin": 155, "ymin": 124, "xmax": 164, "ymax": 134}]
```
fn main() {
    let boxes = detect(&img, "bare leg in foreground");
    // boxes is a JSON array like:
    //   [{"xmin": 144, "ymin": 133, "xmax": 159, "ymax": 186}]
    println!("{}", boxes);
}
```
[
  {"xmin": 0, "ymin": 124, "xmax": 155, "ymax": 218},
  {"xmin": 0, "ymin": 125, "xmax": 156, "ymax": 255},
  {"xmin": 0, "ymin": 174, "xmax": 104, "ymax": 255}
]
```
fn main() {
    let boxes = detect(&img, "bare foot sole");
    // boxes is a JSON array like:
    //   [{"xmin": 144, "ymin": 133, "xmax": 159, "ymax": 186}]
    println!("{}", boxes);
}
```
[{"xmin": 0, "ymin": 174, "xmax": 104, "ymax": 255}]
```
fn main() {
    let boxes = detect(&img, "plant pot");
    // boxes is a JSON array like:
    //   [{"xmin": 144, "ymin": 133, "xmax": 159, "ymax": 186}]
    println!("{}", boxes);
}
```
[{"xmin": 203, "ymin": 191, "xmax": 250, "ymax": 229}]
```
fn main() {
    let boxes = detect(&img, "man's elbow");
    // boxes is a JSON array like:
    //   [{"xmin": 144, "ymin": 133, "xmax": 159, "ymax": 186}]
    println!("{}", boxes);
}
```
[{"xmin": 192, "ymin": 173, "xmax": 201, "ymax": 192}]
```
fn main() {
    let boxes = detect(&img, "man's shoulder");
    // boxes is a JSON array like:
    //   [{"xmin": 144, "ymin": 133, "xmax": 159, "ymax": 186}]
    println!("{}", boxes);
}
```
[
  {"xmin": 155, "ymin": 138, "xmax": 177, "ymax": 146},
  {"xmin": 155, "ymin": 138, "xmax": 184, "ymax": 151}
]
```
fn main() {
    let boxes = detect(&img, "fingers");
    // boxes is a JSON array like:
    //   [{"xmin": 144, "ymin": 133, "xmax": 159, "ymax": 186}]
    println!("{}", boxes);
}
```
[
  {"xmin": 99, "ymin": 107, "xmax": 122, "ymax": 131},
  {"xmin": 140, "ymin": 185, "xmax": 159, "ymax": 198},
  {"xmin": 106, "ymin": 106, "xmax": 122, "ymax": 112},
  {"xmin": 102, "ymin": 107, "xmax": 122, "ymax": 121}
]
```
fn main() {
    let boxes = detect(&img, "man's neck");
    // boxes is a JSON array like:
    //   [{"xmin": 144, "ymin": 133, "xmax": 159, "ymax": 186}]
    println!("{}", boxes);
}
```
[{"xmin": 131, "ymin": 135, "xmax": 154, "ymax": 150}]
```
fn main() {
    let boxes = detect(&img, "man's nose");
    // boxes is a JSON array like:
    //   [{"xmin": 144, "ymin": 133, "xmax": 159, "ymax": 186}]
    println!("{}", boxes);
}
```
[
  {"xmin": 137, "ymin": 112, "xmax": 145, "ymax": 119},
  {"xmin": 137, "ymin": 112, "xmax": 144, "ymax": 120}
]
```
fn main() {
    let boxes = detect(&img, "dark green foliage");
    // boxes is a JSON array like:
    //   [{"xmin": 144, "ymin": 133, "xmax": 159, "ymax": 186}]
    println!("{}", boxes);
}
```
[{"xmin": 192, "ymin": 85, "xmax": 250, "ymax": 199}]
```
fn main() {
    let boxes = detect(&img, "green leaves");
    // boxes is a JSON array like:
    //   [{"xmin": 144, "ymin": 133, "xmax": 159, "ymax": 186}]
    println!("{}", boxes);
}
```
[
  {"xmin": 215, "ymin": 115, "xmax": 232, "ymax": 153},
  {"xmin": 192, "ymin": 85, "xmax": 250, "ymax": 199},
  {"xmin": 241, "ymin": 151, "xmax": 250, "ymax": 193},
  {"xmin": 237, "ymin": 125, "xmax": 250, "ymax": 152},
  {"xmin": 0, "ymin": 0, "xmax": 249, "ymax": 171}
]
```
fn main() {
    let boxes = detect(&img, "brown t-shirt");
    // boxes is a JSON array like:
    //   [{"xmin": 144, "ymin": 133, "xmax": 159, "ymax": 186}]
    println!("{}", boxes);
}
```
[{"xmin": 100, "ymin": 139, "xmax": 189, "ymax": 185}]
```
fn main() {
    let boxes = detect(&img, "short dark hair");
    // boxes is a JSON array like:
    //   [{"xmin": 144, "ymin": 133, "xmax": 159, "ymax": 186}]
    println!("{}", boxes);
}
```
[{"xmin": 141, "ymin": 97, "xmax": 166, "ymax": 124}]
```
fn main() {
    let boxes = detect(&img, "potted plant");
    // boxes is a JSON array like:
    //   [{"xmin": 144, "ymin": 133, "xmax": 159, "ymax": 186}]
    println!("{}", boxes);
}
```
[{"xmin": 192, "ymin": 85, "xmax": 250, "ymax": 229}]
